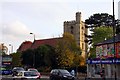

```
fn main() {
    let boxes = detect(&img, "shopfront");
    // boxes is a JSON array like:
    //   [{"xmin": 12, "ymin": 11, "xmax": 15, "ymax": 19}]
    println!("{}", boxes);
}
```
[{"xmin": 87, "ymin": 34, "xmax": 120, "ymax": 78}]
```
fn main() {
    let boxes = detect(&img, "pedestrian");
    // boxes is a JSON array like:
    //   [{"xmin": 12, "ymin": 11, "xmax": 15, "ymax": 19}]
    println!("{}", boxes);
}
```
[
  {"xmin": 91, "ymin": 65, "xmax": 95, "ymax": 77},
  {"xmin": 71, "ymin": 70, "xmax": 75, "ymax": 77},
  {"xmin": 85, "ymin": 72, "xmax": 91, "ymax": 80},
  {"xmin": 101, "ymin": 67, "xmax": 105, "ymax": 80}
]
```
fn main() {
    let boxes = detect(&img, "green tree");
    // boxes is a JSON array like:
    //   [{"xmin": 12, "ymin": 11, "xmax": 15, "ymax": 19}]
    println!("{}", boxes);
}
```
[
  {"xmin": 35, "ymin": 45, "xmax": 49, "ymax": 67},
  {"xmin": 85, "ymin": 13, "xmax": 113, "ymax": 44},
  {"xmin": 88, "ymin": 27, "xmax": 113, "ymax": 58},
  {"xmin": 93, "ymin": 27, "xmax": 113, "ymax": 45},
  {"xmin": 21, "ymin": 49, "xmax": 34, "ymax": 67},
  {"xmin": 85, "ymin": 13, "xmax": 113, "ymax": 58},
  {"xmin": 72, "ymin": 53, "xmax": 85, "ymax": 67},
  {"xmin": 55, "ymin": 32, "xmax": 82, "ymax": 68},
  {"xmin": 34, "ymin": 44, "xmax": 56, "ymax": 70},
  {"xmin": 11, "ymin": 52, "xmax": 22, "ymax": 67},
  {"xmin": 21, "ymin": 44, "xmax": 56, "ymax": 70}
]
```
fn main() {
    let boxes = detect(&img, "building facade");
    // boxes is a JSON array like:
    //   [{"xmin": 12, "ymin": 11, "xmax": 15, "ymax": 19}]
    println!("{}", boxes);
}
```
[
  {"xmin": 87, "ymin": 34, "xmax": 120, "ymax": 78},
  {"xmin": 64, "ymin": 12, "xmax": 88, "ymax": 57}
]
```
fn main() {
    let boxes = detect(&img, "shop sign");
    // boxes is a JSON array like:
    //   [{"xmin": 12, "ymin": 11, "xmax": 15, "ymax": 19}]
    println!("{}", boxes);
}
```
[{"xmin": 87, "ymin": 58, "xmax": 120, "ymax": 64}]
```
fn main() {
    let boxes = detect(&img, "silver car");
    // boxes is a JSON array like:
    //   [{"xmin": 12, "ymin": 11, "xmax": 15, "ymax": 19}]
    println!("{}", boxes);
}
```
[
  {"xmin": 14, "ymin": 71, "xmax": 40, "ymax": 80},
  {"xmin": 12, "ymin": 67, "xmax": 25, "ymax": 76}
]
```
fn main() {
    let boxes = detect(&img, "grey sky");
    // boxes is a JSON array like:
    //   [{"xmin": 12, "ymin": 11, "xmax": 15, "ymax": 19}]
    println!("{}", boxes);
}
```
[{"xmin": 0, "ymin": 0, "xmax": 119, "ymax": 54}]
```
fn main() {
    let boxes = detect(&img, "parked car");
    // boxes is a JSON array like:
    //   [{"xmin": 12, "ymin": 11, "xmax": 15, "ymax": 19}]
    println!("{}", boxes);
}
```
[
  {"xmin": 50, "ymin": 69, "xmax": 75, "ymax": 80},
  {"xmin": 0, "ymin": 67, "xmax": 12, "ymax": 75},
  {"xmin": 27, "ymin": 68, "xmax": 41, "ymax": 78},
  {"xmin": 15, "ymin": 71, "xmax": 40, "ymax": 80},
  {"xmin": 12, "ymin": 67, "xmax": 25, "ymax": 76}
]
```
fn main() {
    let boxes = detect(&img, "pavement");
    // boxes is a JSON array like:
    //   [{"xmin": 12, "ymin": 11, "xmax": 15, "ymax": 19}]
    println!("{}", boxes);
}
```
[{"xmin": 1, "ymin": 75, "xmax": 49, "ymax": 80}]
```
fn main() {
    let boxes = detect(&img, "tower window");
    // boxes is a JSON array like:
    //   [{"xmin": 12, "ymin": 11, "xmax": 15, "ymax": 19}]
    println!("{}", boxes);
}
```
[
  {"xmin": 71, "ymin": 26, "xmax": 74, "ymax": 34},
  {"xmin": 71, "ymin": 26, "xmax": 73, "ymax": 29},
  {"xmin": 82, "ymin": 43, "xmax": 84, "ymax": 49},
  {"xmin": 82, "ymin": 27, "xmax": 84, "ymax": 29}
]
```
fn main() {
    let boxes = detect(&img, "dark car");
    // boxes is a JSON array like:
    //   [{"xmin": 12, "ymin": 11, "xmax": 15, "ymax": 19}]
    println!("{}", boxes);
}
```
[
  {"xmin": 50, "ymin": 69, "xmax": 74, "ymax": 80},
  {"xmin": 0, "ymin": 67, "xmax": 12, "ymax": 75},
  {"xmin": 12, "ymin": 67, "xmax": 25, "ymax": 76}
]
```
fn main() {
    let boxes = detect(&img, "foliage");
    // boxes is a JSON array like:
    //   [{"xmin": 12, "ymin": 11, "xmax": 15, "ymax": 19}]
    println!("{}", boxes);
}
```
[
  {"xmin": 93, "ymin": 27, "xmax": 113, "ymax": 45},
  {"xmin": 21, "ymin": 49, "xmax": 34, "ymax": 67},
  {"xmin": 89, "ymin": 27, "xmax": 113, "ymax": 58},
  {"xmin": 11, "ymin": 52, "xmax": 22, "ymax": 66},
  {"xmin": 21, "ymin": 44, "xmax": 57, "ymax": 70},
  {"xmin": 72, "ymin": 53, "xmax": 85, "ymax": 67},
  {"xmin": 85, "ymin": 13, "xmax": 114, "ymax": 58},
  {"xmin": 85, "ymin": 13, "xmax": 113, "ymax": 27},
  {"xmin": 34, "ymin": 45, "xmax": 56, "ymax": 69},
  {"xmin": 89, "ymin": 47, "xmax": 96, "ymax": 58},
  {"xmin": 116, "ymin": 19, "xmax": 120, "ymax": 34},
  {"xmin": 55, "ymin": 32, "xmax": 82, "ymax": 68}
]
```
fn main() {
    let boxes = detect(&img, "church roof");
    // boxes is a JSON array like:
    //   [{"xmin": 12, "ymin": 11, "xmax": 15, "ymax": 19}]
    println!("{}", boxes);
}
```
[
  {"xmin": 17, "ymin": 41, "xmax": 32, "ymax": 52},
  {"xmin": 17, "ymin": 37, "xmax": 62, "ymax": 52},
  {"xmin": 31, "ymin": 37, "xmax": 62, "ymax": 49}
]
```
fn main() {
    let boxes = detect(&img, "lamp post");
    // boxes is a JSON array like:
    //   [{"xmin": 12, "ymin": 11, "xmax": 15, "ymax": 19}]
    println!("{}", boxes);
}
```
[
  {"xmin": 30, "ymin": 33, "xmax": 35, "ymax": 67},
  {"xmin": 112, "ymin": 0, "xmax": 117, "ymax": 80},
  {"xmin": 30, "ymin": 33, "xmax": 35, "ymax": 41}
]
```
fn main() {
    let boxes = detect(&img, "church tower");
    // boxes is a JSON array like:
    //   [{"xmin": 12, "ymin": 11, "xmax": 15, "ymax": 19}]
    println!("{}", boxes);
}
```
[{"xmin": 64, "ymin": 12, "xmax": 87, "ymax": 57}]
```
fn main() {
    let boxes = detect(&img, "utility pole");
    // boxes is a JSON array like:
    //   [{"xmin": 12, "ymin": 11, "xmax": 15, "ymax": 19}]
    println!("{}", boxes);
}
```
[{"xmin": 113, "ymin": 0, "xmax": 117, "ymax": 80}]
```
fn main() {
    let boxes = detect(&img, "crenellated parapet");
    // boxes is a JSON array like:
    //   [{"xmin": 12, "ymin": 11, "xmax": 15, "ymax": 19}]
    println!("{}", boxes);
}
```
[{"xmin": 64, "ymin": 20, "xmax": 76, "ymax": 26}]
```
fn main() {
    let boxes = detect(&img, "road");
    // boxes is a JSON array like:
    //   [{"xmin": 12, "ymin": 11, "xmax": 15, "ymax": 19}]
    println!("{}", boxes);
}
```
[
  {"xmin": 1, "ymin": 75, "xmax": 86, "ymax": 80},
  {"xmin": 1, "ymin": 75, "xmax": 49, "ymax": 80},
  {"xmin": 2, "ymin": 75, "xmax": 120, "ymax": 80}
]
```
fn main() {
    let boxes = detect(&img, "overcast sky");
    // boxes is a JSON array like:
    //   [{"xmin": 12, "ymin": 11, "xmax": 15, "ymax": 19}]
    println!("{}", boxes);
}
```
[{"xmin": 0, "ymin": 0, "xmax": 119, "ymax": 54}]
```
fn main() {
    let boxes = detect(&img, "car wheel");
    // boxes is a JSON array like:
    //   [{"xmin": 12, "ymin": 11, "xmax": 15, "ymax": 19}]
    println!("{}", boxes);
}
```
[
  {"xmin": 59, "ymin": 78, "xmax": 63, "ymax": 80},
  {"xmin": 50, "ymin": 77, "xmax": 54, "ymax": 80},
  {"xmin": 21, "ymin": 78, "xmax": 28, "ymax": 80},
  {"xmin": 72, "ymin": 78, "xmax": 75, "ymax": 80}
]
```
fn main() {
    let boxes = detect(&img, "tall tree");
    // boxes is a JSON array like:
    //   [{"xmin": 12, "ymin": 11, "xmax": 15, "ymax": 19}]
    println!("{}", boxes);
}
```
[
  {"xmin": 85, "ymin": 13, "xmax": 114, "ymax": 58},
  {"xmin": 55, "ymin": 32, "xmax": 82, "ymax": 68},
  {"xmin": 85, "ymin": 13, "xmax": 113, "ymax": 44},
  {"xmin": 85, "ymin": 13, "xmax": 113, "ymax": 27}
]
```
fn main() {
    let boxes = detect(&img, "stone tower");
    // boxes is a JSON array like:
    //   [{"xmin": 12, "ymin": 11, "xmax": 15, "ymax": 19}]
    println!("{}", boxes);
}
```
[{"xmin": 64, "ymin": 12, "xmax": 87, "ymax": 57}]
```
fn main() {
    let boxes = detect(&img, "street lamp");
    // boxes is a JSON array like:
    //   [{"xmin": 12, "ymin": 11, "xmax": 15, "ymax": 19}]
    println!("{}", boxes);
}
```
[
  {"xmin": 30, "ymin": 33, "xmax": 35, "ymax": 67},
  {"xmin": 30, "ymin": 33, "xmax": 35, "ymax": 41}
]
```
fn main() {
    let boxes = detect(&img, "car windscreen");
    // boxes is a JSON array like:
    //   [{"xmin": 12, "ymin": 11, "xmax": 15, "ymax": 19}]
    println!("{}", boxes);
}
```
[
  {"xmin": 13, "ymin": 68, "xmax": 24, "ymax": 71},
  {"xmin": 59, "ymin": 70, "xmax": 70, "ymax": 74},
  {"xmin": 28, "ymin": 69, "xmax": 38, "ymax": 72},
  {"xmin": 24, "ymin": 72, "xmax": 37, "ymax": 76}
]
